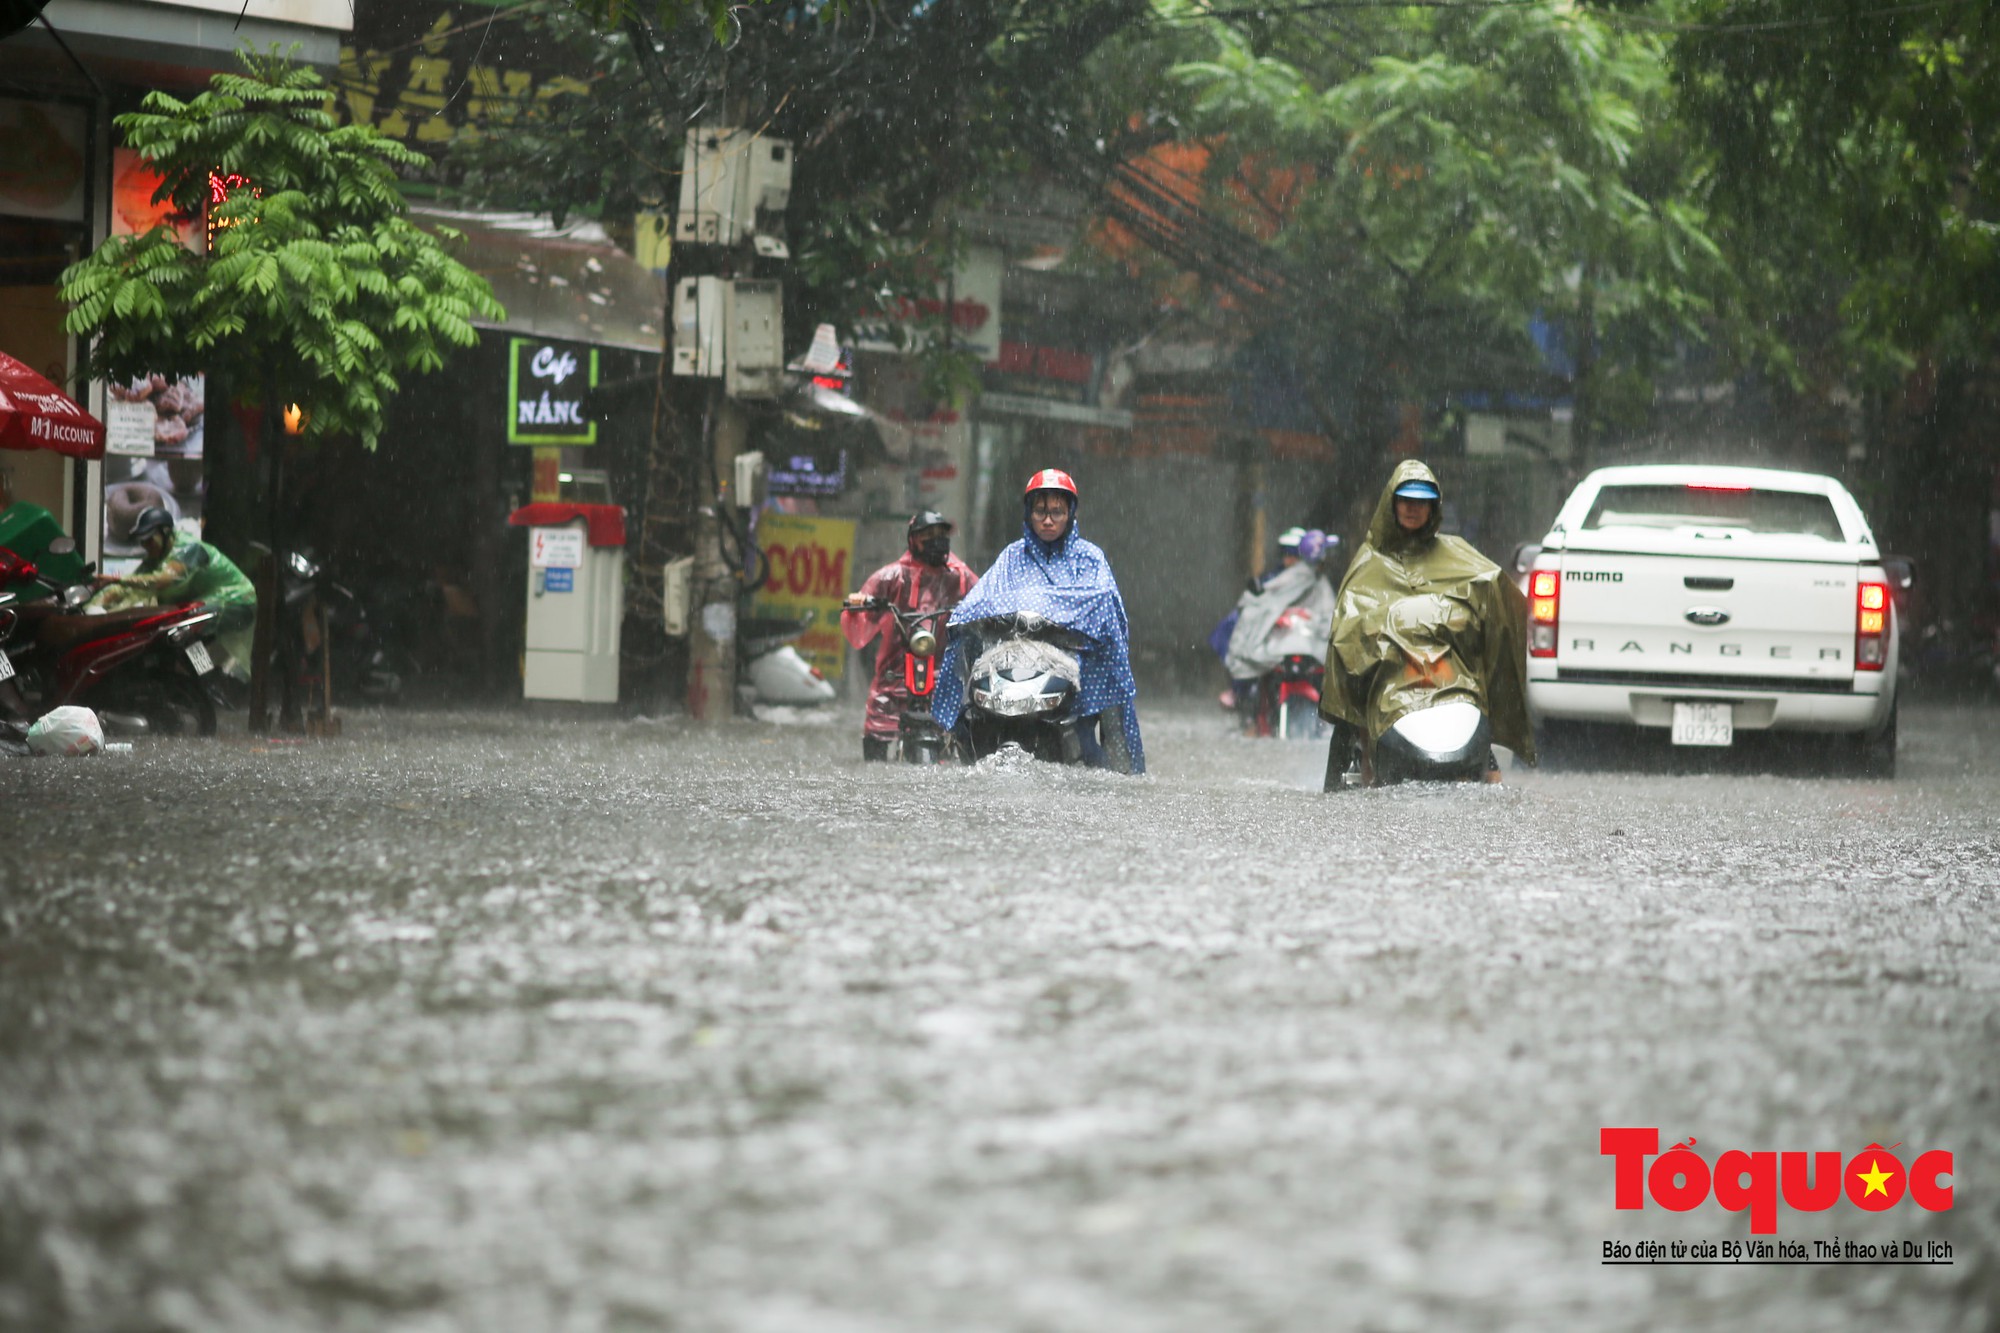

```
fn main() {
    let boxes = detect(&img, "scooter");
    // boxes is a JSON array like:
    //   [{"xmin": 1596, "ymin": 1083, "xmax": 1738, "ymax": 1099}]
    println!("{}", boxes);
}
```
[
  {"xmin": 955, "ymin": 611, "xmax": 1094, "ymax": 765},
  {"xmin": 0, "ymin": 564, "xmax": 221, "ymax": 737},
  {"xmin": 1322, "ymin": 590, "xmax": 1495, "ymax": 788},
  {"xmin": 842, "ymin": 595, "xmax": 952, "ymax": 763},
  {"xmin": 738, "ymin": 610, "xmax": 837, "ymax": 711}
]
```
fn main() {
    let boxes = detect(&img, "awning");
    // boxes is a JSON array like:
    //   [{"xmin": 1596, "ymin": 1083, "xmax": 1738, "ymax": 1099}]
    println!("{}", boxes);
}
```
[
  {"xmin": 409, "ymin": 205, "xmax": 667, "ymax": 354},
  {"xmin": 0, "ymin": 350, "xmax": 104, "ymax": 459}
]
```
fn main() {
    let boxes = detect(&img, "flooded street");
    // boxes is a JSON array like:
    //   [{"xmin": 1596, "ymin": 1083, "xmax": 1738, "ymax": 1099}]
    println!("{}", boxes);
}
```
[{"xmin": 4, "ymin": 701, "xmax": 1996, "ymax": 1332}]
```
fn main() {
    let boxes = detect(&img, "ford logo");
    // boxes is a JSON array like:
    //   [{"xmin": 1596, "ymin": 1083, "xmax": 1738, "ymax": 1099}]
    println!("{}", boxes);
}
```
[{"xmin": 1685, "ymin": 607, "xmax": 1731, "ymax": 627}]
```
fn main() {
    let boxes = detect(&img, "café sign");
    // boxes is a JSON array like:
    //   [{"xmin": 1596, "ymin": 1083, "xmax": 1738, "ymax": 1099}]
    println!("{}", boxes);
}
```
[{"xmin": 508, "ymin": 337, "xmax": 598, "ymax": 446}]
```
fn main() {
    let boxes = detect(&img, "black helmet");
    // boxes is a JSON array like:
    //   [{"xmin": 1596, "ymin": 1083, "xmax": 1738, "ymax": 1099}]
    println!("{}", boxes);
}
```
[
  {"xmin": 908, "ymin": 510, "xmax": 953, "ymax": 567},
  {"xmin": 130, "ymin": 506, "xmax": 175, "ymax": 542}
]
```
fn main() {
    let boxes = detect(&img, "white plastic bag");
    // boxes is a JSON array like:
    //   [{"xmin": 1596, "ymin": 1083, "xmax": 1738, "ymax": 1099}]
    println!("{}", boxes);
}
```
[{"xmin": 26, "ymin": 706, "xmax": 105, "ymax": 757}]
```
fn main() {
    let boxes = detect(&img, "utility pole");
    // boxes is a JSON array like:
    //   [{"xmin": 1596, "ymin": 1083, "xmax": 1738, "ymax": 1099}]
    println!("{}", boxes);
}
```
[
  {"xmin": 685, "ymin": 383, "xmax": 740, "ymax": 722},
  {"xmin": 669, "ymin": 121, "xmax": 792, "ymax": 722}
]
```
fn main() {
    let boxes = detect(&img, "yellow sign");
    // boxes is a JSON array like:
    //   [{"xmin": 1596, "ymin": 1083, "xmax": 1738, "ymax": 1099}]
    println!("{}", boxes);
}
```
[{"xmin": 750, "ymin": 513, "xmax": 857, "ymax": 679}]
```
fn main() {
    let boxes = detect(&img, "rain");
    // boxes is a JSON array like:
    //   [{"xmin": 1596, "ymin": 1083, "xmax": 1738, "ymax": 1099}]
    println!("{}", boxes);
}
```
[{"xmin": 3, "ymin": 1, "xmax": 1999, "ymax": 1329}]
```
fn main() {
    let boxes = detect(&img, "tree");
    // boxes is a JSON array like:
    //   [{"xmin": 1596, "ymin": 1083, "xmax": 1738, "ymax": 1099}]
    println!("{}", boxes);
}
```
[
  {"xmin": 454, "ymin": 2, "xmax": 1145, "ymax": 364},
  {"xmin": 60, "ymin": 49, "xmax": 503, "ymax": 727},
  {"xmin": 1658, "ymin": 0, "xmax": 2000, "ymax": 639},
  {"xmin": 1165, "ymin": 1, "xmax": 1725, "ymax": 466},
  {"xmin": 62, "ymin": 49, "xmax": 502, "ymax": 450}
]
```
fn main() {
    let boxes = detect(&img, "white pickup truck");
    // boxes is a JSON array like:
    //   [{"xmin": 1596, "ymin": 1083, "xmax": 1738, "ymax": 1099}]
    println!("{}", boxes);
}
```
[{"xmin": 1521, "ymin": 464, "xmax": 1899, "ymax": 775}]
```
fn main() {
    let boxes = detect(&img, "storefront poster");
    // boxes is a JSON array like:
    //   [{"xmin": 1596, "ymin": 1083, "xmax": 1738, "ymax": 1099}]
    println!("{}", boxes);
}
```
[
  {"xmin": 99, "ymin": 374, "xmax": 205, "ymax": 571},
  {"xmin": 106, "ymin": 373, "xmax": 204, "ymax": 458},
  {"xmin": 749, "ymin": 513, "xmax": 857, "ymax": 680}
]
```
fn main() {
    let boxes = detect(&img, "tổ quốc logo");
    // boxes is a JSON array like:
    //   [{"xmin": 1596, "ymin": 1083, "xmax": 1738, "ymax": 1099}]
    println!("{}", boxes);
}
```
[{"xmin": 1602, "ymin": 1128, "xmax": 1953, "ymax": 1236}]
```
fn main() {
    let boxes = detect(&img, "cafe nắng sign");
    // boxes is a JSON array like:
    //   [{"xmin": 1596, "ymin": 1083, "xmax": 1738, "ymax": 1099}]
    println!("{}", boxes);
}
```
[{"xmin": 508, "ymin": 337, "xmax": 598, "ymax": 446}]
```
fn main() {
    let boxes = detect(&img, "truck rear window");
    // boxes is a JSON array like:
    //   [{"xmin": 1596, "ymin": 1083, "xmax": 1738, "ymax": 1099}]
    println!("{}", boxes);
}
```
[{"xmin": 1582, "ymin": 485, "xmax": 1845, "ymax": 539}]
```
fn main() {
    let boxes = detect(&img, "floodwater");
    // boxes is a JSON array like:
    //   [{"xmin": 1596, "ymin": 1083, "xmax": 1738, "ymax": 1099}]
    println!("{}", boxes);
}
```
[{"xmin": 3, "ymin": 700, "xmax": 1996, "ymax": 1331}]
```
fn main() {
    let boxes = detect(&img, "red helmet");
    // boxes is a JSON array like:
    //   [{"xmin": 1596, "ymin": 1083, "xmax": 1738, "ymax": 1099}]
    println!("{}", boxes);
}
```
[{"xmin": 1023, "ymin": 468, "xmax": 1078, "ymax": 500}]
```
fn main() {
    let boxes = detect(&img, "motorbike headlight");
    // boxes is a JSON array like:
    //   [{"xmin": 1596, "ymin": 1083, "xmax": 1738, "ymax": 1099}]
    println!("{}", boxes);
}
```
[{"xmin": 908, "ymin": 628, "xmax": 938, "ymax": 657}]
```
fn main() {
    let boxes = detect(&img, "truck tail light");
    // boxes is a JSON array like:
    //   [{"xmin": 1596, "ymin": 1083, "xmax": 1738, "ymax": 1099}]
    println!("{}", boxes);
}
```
[
  {"xmin": 1529, "ymin": 569, "xmax": 1559, "ymax": 657},
  {"xmin": 1856, "ymin": 581, "xmax": 1888, "ymax": 670}
]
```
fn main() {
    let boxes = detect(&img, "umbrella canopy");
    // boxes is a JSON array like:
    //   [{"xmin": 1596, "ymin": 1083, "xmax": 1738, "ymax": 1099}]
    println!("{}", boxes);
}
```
[
  {"xmin": 0, "ymin": 351, "xmax": 105, "ymax": 460},
  {"xmin": 0, "ymin": 1, "xmax": 52, "ymax": 41}
]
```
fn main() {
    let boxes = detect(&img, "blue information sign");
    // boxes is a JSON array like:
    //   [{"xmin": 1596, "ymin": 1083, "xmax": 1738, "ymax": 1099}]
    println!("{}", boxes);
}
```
[{"xmin": 544, "ymin": 567, "xmax": 575, "ymax": 593}]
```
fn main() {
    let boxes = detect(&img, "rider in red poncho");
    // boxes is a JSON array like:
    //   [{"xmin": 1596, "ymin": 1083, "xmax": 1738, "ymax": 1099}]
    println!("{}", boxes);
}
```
[{"xmin": 841, "ymin": 510, "xmax": 979, "ymax": 761}]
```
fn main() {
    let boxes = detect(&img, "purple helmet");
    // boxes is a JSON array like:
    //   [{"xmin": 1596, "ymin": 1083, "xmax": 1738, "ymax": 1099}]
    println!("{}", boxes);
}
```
[{"xmin": 1296, "ymin": 529, "xmax": 1331, "ymax": 563}]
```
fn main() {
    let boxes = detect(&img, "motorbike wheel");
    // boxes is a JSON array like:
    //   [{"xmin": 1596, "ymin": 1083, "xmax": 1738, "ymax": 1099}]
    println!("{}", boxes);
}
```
[
  {"xmin": 95, "ymin": 667, "xmax": 218, "ymax": 738},
  {"xmin": 1280, "ymin": 698, "xmax": 1323, "ymax": 741}
]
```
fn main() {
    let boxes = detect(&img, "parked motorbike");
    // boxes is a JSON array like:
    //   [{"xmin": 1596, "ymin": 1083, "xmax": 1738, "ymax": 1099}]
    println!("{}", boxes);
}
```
[
  {"xmin": 738, "ymin": 610, "xmax": 836, "ymax": 712},
  {"xmin": 954, "ymin": 611, "xmax": 1094, "ymax": 765},
  {"xmin": 0, "ymin": 554, "xmax": 220, "ymax": 737},
  {"xmin": 275, "ymin": 548, "xmax": 408, "ymax": 705},
  {"xmin": 1248, "ymin": 604, "xmax": 1327, "ymax": 740},
  {"xmin": 841, "ymin": 595, "xmax": 952, "ymax": 763}
]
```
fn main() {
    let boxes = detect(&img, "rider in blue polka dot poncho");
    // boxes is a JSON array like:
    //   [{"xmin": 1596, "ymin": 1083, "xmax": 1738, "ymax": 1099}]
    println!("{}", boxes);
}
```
[{"xmin": 933, "ymin": 468, "xmax": 1145, "ymax": 774}]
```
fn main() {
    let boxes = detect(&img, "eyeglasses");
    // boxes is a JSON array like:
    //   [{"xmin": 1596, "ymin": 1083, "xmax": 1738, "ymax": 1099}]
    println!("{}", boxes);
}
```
[{"xmin": 1029, "ymin": 502, "xmax": 1070, "ymax": 518}]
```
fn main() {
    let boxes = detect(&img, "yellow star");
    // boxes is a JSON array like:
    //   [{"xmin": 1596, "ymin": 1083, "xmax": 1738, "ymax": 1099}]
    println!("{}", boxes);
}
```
[{"xmin": 1857, "ymin": 1158, "xmax": 1896, "ymax": 1198}]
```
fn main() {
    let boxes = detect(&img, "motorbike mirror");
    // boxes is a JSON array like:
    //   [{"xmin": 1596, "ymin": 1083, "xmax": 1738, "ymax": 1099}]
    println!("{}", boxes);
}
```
[{"xmin": 1511, "ymin": 543, "xmax": 1542, "ymax": 576}]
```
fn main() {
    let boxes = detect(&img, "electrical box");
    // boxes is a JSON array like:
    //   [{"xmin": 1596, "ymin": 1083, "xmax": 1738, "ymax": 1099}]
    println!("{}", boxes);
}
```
[
  {"xmin": 673, "ymin": 275, "xmax": 725, "ymax": 378},
  {"xmin": 725, "ymin": 279, "xmax": 783, "ymax": 400},
  {"xmin": 661, "ymin": 555, "xmax": 694, "ymax": 636},
  {"xmin": 676, "ymin": 129, "xmax": 793, "ymax": 246},
  {"xmin": 733, "ymin": 451, "xmax": 767, "ymax": 509},
  {"xmin": 747, "ymin": 137, "xmax": 792, "ymax": 214},
  {"xmin": 517, "ymin": 514, "xmax": 624, "ymax": 704}
]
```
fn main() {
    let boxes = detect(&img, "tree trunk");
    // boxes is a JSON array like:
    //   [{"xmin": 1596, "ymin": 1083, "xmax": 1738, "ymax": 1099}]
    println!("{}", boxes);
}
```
[
  {"xmin": 686, "ymin": 385, "xmax": 742, "ymax": 723},
  {"xmin": 1572, "ymin": 265, "xmax": 1599, "ymax": 476},
  {"xmin": 247, "ymin": 393, "xmax": 283, "ymax": 734}
]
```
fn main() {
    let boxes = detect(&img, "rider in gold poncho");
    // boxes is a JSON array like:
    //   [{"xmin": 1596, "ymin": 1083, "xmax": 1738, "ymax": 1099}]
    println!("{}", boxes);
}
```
[{"xmin": 1320, "ymin": 460, "xmax": 1536, "ymax": 779}]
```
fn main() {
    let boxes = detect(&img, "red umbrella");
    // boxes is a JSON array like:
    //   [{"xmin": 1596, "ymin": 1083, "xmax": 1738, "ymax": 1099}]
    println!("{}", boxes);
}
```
[{"xmin": 0, "ymin": 350, "xmax": 105, "ymax": 460}]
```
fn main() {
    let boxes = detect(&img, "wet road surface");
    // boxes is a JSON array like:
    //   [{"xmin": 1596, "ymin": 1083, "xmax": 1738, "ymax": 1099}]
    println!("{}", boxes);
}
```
[{"xmin": 3, "ymin": 700, "xmax": 1997, "ymax": 1331}]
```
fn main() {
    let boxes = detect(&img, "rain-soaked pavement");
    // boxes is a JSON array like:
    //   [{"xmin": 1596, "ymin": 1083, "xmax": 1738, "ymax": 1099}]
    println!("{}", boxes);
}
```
[{"xmin": 3, "ymin": 698, "xmax": 1996, "ymax": 1332}]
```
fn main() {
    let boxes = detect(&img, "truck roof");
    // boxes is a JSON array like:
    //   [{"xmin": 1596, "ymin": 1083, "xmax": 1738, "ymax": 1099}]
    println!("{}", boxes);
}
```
[
  {"xmin": 1576, "ymin": 464, "xmax": 1844, "ymax": 495},
  {"xmin": 1546, "ymin": 464, "xmax": 1877, "ymax": 553}
]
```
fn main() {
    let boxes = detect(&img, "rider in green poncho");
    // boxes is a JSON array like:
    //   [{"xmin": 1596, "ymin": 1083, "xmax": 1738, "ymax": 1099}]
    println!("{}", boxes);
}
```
[
  {"xmin": 1320, "ymin": 461, "xmax": 1535, "ymax": 784},
  {"xmin": 91, "ymin": 506, "xmax": 256, "ymax": 679}
]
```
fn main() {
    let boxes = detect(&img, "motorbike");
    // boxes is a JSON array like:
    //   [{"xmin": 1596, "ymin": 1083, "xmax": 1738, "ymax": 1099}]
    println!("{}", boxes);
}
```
[
  {"xmin": 737, "ymin": 610, "xmax": 837, "ymax": 712},
  {"xmin": 841, "ymin": 595, "xmax": 952, "ymax": 764},
  {"xmin": 272, "ymin": 548, "xmax": 408, "ymax": 705},
  {"xmin": 0, "ymin": 551, "xmax": 221, "ymax": 737},
  {"xmin": 954, "ymin": 611, "xmax": 1095, "ymax": 765},
  {"xmin": 1247, "ymin": 604, "xmax": 1328, "ymax": 740},
  {"xmin": 1323, "ymin": 593, "xmax": 1495, "ymax": 788}
]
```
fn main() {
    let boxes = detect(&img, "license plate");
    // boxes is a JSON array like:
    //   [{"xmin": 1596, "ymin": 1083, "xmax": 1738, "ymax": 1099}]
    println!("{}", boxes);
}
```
[
  {"xmin": 1671, "ymin": 701, "xmax": 1732, "ymax": 746},
  {"xmin": 0, "ymin": 648, "xmax": 12, "ymax": 682},
  {"xmin": 185, "ymin": 641, "xmax": 215, "ymax": 676}
]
